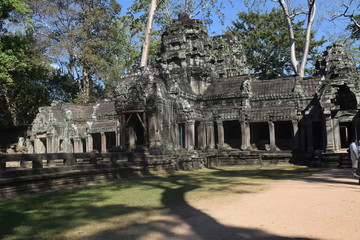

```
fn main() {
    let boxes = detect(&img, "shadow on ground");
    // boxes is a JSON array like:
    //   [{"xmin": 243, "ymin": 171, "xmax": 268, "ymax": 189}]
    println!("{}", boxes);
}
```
[
  {"xmin": 86, "ymin": 170, "xmax": 321, "ymax": 240},
  {"xmin": 2, "ymin": 167, "xmax": 351, "ymax": 240}
]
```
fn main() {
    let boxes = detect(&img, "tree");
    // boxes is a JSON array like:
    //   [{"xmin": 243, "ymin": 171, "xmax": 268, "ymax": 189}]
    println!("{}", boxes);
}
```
[
  {"xmin": 0, "ymin": 1, "xmax": 78, "ymax": 127},
  {"xmin": 228, "ymin": 9, "xmax": 324, "ymax": 79},
  {"xmin": 140, "ymin": 0, "xmax": 157, "ymax": 67},
  {"xmin": 0, "ymin": 30, "xmax": 57, "ymax": 127},
  {"xmin": 128, "ymin": 0, "xmax": 230, "ymax": 27},
  {"xmin": 347, "ymin": 14, "xmax": 360, "ymax": 40},
  {"xmin": 26, "ymin": 0, "xmax": 123, "ymax": 103},
  {"xmin": 245, "ymin": 0, "xmax": 318, "ymax": 78}
]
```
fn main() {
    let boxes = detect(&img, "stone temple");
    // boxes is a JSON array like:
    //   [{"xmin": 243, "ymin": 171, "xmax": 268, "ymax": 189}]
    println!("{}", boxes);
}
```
[{"xmin": 31, "ymin": 14, "xmax": 360, "ymax": 156}]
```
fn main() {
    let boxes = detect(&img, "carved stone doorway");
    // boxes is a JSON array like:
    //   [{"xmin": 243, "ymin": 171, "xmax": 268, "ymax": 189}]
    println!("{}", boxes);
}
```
[
  {"xmin": 339, "ymin": 122, "xmax": 355, "ymax": 148},
  {"xmin": 123, "ymin": 110, "xmax": 148, "ymax": 150}
]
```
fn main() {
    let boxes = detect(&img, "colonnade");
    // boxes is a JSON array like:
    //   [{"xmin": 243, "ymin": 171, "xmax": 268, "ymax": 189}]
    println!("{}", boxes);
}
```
[{"xmin": 177, "ymin": 118, "xmax": 325, "ymax": 152}]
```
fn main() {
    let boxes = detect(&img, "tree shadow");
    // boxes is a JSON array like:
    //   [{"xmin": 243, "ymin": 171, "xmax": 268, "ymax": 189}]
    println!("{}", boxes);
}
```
[
  {"xmin": 2, "ymin": 167, "xmax": 346, "ymax": 239},
  {"xmin": 87, "ymin": 172, "xmax": 315, "ymax": 240},
  {"xmin": 0, "ymin": 187, "xmax": 145, "ymax": 239}
]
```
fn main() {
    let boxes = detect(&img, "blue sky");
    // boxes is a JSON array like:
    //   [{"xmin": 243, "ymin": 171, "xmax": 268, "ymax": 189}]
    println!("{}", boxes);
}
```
[
  {"xmin": 117, "ymin": 0, "xmax": 359, "ymax": 67},
  {"xmin": 117, "ymin": 0, "xmax": 357, "ymax": 41}
]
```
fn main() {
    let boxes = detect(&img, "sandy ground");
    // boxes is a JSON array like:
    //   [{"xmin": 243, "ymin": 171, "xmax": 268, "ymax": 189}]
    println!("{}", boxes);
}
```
[
  {"xmin": 80, "ymin": 169, "xmax": 360, "ymax": 240},
  {"xmin": 123, "ymin": 169, "xmax": 360, "ymax": 240}
]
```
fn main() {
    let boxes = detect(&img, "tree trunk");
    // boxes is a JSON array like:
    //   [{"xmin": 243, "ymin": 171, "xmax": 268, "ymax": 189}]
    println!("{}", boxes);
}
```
[
  {"xmin": 299, "ymin": 0, "xmax": 316, "ymax": 78},
  {"xmin": 2, "ymin": 84, "xmax": 18, "ymax": 126},
  {"xmin": 83, "ymin": 64, "xmax": 92, "ymax": 101},
  {"xmin": 278, "ymin": 0, "xmax": 298, "ymax": 74},
  {"xmin": 278, "ymin": 0, "xmax": 317, "ymax": 78},
  {"xmin": 140, "ymin": 0, "xmax": 157, "ymax": 67}
]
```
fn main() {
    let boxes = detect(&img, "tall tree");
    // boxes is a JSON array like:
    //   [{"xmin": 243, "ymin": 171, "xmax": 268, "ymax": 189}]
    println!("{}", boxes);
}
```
[
  {"xmin": 245, "ymin": 0, "xmax": 318, "ymax": 78},
  {"xmin": 228, "ymin": 9, "xmax": 324, "ymax": 79},
  {"xmin": 26, "ymin": 0, "xmax": 122, "ymax": 103},
  {"xmin": 140, "ymin": 0, "xmax": 157, "ymax": 67}
]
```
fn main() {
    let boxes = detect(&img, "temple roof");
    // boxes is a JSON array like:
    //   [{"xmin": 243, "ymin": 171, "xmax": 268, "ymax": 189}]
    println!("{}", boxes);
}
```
[
  {"xmin": 247, "ymin": 107, "xmax": 297, "ymax": 121},
  {"xmin": 95, "ymin": 101, "xmax": 116, "ymax": 116},
  {"xmin": 251, "ymin": 77, "xmax": 296, "ymax": 96},
  {"xmin": 90, "ymin": 120, "xmax": 118, "ymax": 132},
  {"xmin": 203, "ymin": 75, "xmax": 249, "ymax": 96}
]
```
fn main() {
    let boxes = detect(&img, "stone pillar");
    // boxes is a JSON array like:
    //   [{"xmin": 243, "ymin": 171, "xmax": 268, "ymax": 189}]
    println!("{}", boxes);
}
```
[
  {"xmin": 148, "ymin": 113, "xmax": 157, "ymax": 148},
  {"xmin": 325, "ymin": 116, "xmax": 335, "ymax": 151},
  {"xmin": 216, "ymin": 120, "xmax": 224, "ymax": 148},
  {"xmin": 101, "ymin": 132, "xmax": 107, "ymax": 153},
  {"xmin": 240, "ymin": 121, "xmax": 250, "ymax": 150},
  {"xmin": 73, "ymin": 137, "xmax": 81, "ymax": 153},
  {"xmin": 333, "ymin": 118, "xmax": 341, "ymax": 150},
  {"xmin": 186, "ymin": 120, "xmax": 195, "ymax": 150},
  {"xmin": 87, "ymin": 134, "xmax": 93, "ymax": 152},
  {"xmin": 268, "ymin": 121, "xmax": 276, "ymax": 151},
  {"xmin": 206, "ymin": 121, "xmax": 215, "ymax": 149},
  {"xmin": 116, "ymin": 124, "xmax": 121, "ymax": 147},
  {"xmin": 46, "ymin": 133, "xmax": 52, "ymax": 153},
  {"xmin": 306, "ymin": 121, "xmax": 314, "ymax": 153},
  {"xmin": 292, "ymin": 120, "xmax": 299, "ymax": 151},
  {"xmin": 197, "ymin": 122, "xmax": 206, "ymax": 150}
]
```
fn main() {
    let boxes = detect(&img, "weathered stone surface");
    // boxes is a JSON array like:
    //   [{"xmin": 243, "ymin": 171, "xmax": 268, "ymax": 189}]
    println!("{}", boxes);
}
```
[{"xmin": 30, "ymin": 14, "xmax": 360, "ymax": 156}]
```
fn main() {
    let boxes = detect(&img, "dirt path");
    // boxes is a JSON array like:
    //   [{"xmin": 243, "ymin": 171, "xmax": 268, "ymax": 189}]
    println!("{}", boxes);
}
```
[{"xmin": 87, "ymin": 169, "xmax": 360, "ymax": 240}]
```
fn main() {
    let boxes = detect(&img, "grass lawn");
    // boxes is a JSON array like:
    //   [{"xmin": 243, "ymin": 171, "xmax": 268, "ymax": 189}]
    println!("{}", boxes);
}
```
[{"xmin": 0, "ymin": 165, "xmax": 325, "ymax": 240}]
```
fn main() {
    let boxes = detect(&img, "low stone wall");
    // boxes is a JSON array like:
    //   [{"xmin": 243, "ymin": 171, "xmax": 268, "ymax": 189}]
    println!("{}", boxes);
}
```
[
  {"xmin": 0, "ymin": 154, "xmax": 205, "ymax": 199},
  {"xmin": 206, "ymin": 150, "xmax": 293, "ymax": 167},
  {"xmin": 0, "ymin": 150, "xmax": 295, "ymax": 199}
]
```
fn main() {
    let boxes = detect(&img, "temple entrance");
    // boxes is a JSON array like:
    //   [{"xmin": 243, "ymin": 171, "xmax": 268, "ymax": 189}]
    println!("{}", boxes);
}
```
[
  {"xmin": 339, "ymin": 122, "xmax": 355, "ymax": 148},
  {"xmin": 39, "ymin": 137, "xmax": 47, "ymax": 153},
  {"xmin": 312, "ymin": 121, "xmax": 325, "ymax": 151},
  {"xmin": 250, "ymin": 122, "xmax": 269, "ymax": 150},
  {"xmin": 81, "ymin": 138, "xmax": 86, "ymax": 153},
  {"xmin": 224, "ymin": 120, "xmax": 241, "ymax": 149},
  {"xmin": 92, "ymin": 133, "xmax": 101, "ymax": 152},
  {"xmin": 123, "ymin": 111, "xmax": 148, "ymax": 150},
  {"xmin": 105, "ymin": 132, "xmax": 116, "ymax": 150},
  {"xmin": 275, "ymin": 121, "xmax": 293, "ymax": 150}
]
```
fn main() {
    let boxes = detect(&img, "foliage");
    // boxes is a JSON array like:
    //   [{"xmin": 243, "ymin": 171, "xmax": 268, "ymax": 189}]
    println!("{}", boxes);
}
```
[
  {"xmin": 346, "ymin": 14, "xmax": 360, "ymax": 40},
  {"xmin": 25, "ymin": 0, "xmax": 125, "ymax": 102},
  {"xmin": 0, "ymin": 0, "xmax": 30, "ymax": 33},
  {"xmin": 0, "ymin": 32, "xmax": 54, "ymax": 127},
  {"xmin": 227, "ymin": 9, "xmax": 325, "ymax": 79},
  {"xmin": 127, "ymin": 0, "xmax": 229, "ymax": 27},
  {"xmin": 0, "ymin": 1, "xmax": 53, "ymax": 127}
]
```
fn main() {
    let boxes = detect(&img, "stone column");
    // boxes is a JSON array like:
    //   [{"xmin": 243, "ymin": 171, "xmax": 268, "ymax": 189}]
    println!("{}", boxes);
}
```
[
  {"xmin": 333, "ymin": 118, "xmax": 341, "ymax": 150},
  {"xmin": 197, "ymin": 122, "xmax": 206, "ymax": 150},
  {"xmin": 292, "ymin": 120, "xmax": 299, "ymax": 151},
  {"xmin": 206, "ymin": 121, "xmax": 215, "ymax": 149},
  {"xmin": 148, "ymin": 113, "xmax": 157, "ymax": 148},
  {"xmin": 87, "ymin": 134, "xmax": 93, "ymax": 152},
  {"xmin": 325, "ymin": 116, "xmax": 335, "ymax": 151},
  {"xmin": 268, "ymin": 121, "xmax": 276, "ymax": 151},
  {"xmin": 46, "ymin": 133, "xmax": 52, "ymax": 153},
  {"xmin": 306, "ymin": 121, "xmax": 314, "ymax": 153},
  {"xmin": 101, "ymin": 132, "xmax": 107, "ymax": 153},
  {"xmin": 116, "ymin": 124, "xmax": 121, "ymax": 147},
  {"xmin": 52, "ymin": 135, "xmax": 59, "ymax": 153},
  {"xmin": 186, "ymin": 120, "xmax": 195, "ymax": 150},
  {"xmin": 240, "ymin": 121, "xmax": 250, "ymax": 150},
  {"xmin": 216, "ymin": 120, "xmax": 224, "ymax": 148},
  {"xmin": 73, "ymin": 137, "xmax": 81, "ymax": 153}
]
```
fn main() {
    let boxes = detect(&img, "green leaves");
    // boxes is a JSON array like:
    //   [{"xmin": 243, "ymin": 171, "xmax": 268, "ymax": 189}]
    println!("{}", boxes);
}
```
[{"xmin": 228, "ymin": 8, "xmax": 324, "ymax": 79}]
